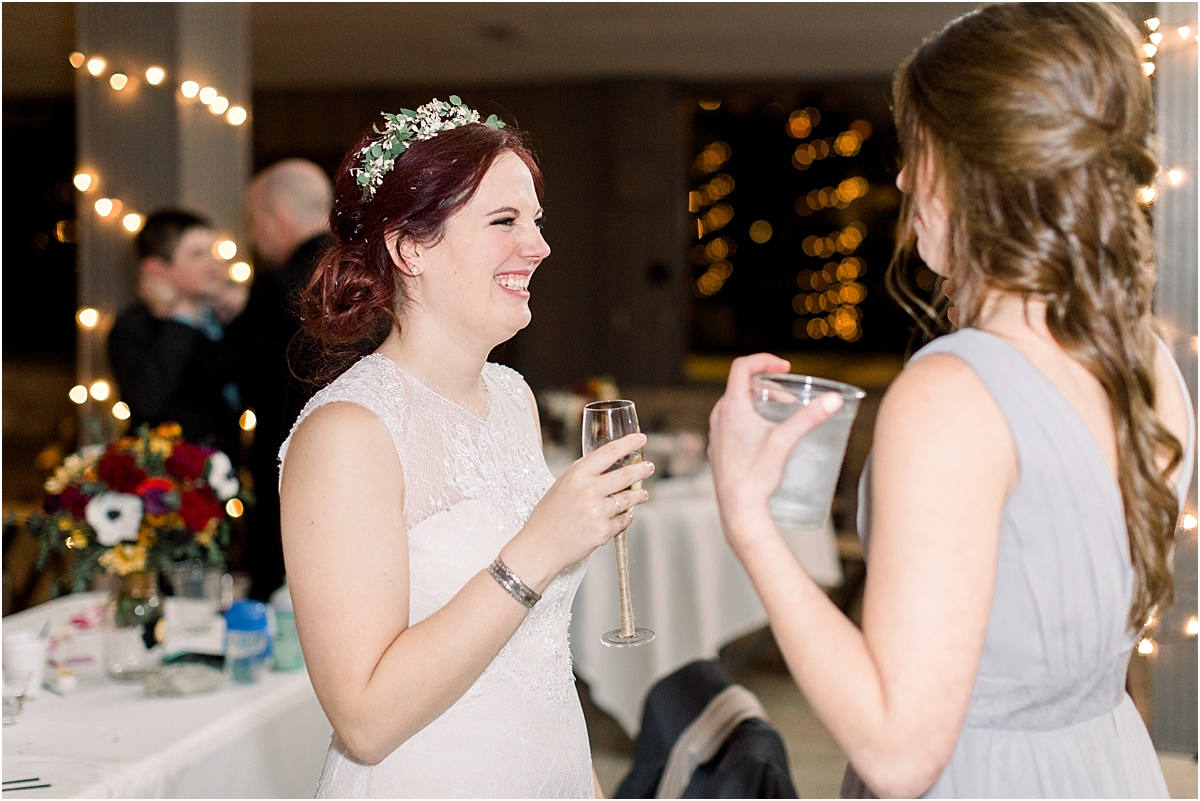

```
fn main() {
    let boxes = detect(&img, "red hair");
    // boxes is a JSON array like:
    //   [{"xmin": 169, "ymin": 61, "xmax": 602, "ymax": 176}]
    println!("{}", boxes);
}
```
[{"xmin": 297, "ymin": 121, "xmax": 543, "ymax": 384}]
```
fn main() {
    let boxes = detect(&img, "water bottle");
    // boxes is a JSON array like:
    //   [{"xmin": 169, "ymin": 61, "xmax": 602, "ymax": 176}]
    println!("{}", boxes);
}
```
[
  {"xmin": 224, "ymin": 600, "xmax": 270, "ymax": 684},
  {"xmin": 269, "ymin": 582, "xmax": 305, "ymax": 672}
]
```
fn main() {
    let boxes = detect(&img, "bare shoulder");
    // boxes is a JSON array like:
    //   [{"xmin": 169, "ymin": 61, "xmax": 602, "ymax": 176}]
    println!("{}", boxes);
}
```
[
  {"xmin": 281, "ymin": 401, "xmax": 405, "ymax": 505},
  {"xmin": 880, "ymin": 352, "xmax": 1007, "ymax": 435},
  {"xmin": 876, "ymin": 352, "xmax": 1016, "ymax": 491}
]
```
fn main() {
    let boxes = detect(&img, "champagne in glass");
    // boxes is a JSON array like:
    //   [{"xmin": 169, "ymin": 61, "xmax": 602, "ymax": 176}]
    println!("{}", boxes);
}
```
[{"xmin": 582, "ymin": 400, "xmax": 655, "ymax": 647}]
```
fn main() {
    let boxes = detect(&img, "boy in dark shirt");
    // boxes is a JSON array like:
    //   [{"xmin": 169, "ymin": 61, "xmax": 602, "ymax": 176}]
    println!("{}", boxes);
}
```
[{"xmin": 108, "ymin": 210, "xmax": 247, "ymax": 457}]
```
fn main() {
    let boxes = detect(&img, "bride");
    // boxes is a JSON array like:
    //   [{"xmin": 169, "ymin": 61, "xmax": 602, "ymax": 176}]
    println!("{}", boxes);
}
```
[{"xmin": 279, "ymin": 98, "xmax": 653, "ymax": 798}]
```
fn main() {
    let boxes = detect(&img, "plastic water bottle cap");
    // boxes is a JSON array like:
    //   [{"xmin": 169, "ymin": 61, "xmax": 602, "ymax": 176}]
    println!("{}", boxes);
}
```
[{"xmin": 225, "ymin": 599, "xmax": 269, "ymax": 631}]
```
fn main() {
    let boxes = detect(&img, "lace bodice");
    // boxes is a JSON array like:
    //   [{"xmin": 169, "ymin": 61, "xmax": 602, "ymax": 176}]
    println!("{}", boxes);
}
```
[{"xmin": 280, "ymin": 355, "xmax": 594, "ymax": 798}]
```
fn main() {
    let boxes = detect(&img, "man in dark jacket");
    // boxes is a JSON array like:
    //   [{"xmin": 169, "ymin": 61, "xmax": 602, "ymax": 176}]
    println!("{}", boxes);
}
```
[
  {"xmin": 109, "ymin": 210, "xmax": 247, "ymax": 458},
  {"xmin": 234, "ymin": 159, "xmax": 333, "ymax": 600}
]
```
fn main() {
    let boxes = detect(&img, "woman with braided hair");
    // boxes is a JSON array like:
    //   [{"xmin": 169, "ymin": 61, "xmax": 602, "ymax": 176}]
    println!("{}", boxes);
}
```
[
  {"xmin": 708, "ymin": 5, "xmax": 1194, "ymax": 797},
  {"xmin": 279, "ymin": 99, "xmax": 652, "ymax": 797}
]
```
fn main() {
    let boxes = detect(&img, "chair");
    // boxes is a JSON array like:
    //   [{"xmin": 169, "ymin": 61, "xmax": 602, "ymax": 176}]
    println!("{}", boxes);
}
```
[{"xmin": 614, "ymin": 659, "xmax": 799, "ymax": 798}]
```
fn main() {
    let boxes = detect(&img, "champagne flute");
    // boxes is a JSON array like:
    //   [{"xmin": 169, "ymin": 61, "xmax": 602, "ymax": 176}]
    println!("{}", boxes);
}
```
[{"xmin": 582, "ymin": 400, "xmax": 655, "ymax": 647}]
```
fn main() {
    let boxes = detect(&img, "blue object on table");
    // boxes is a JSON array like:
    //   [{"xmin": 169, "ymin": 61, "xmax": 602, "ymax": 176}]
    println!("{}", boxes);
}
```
[{"xmin": 224, "ymin": 600, "xmax": 270, "ymax": 684}]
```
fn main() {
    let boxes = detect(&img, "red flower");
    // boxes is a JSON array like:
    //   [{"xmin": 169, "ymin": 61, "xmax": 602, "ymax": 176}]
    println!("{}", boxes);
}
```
[
  {"xmin": 97, "ymin": 451, "xmax": 147, "ymax": 493},
  {"xmin": 179, "ymin": 487, "xmax": 223, "ymax": 532},
  {"xmin": 60, "ymin": 486, "xmax": 90, "ymax": 517},
  {"xmin": 166, "ymin": 443, "xmax": 208, "ymax": 482}
]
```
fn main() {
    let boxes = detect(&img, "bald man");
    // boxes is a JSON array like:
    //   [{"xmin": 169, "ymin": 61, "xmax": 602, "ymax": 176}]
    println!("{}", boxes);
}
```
[{"xmin": 233, "ymin": 159, "xmax": 333, "ymax": 600}]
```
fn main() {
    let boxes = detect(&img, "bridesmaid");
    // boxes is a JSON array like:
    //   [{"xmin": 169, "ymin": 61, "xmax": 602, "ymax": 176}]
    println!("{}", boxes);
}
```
[{"xmin": 708, "ymin": 5, "xmax": 1194, "ymax": 797}]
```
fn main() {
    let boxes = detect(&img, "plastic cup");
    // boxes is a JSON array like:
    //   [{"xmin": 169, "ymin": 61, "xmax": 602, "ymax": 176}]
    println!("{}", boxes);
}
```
[
  {"xmin": 751, "ymin": 373, "xmax": 865, "ymax": 529},
  {"xmin": 3, "ymin": 630, "xmax": 49, "ymax": 699},
  {"xmin": 170, "ymin": 561, "xmax": 222, "ymax": 634},
  {"xmin": 3, "ymin": 670, "xmax": 30, "ymax": 725}
]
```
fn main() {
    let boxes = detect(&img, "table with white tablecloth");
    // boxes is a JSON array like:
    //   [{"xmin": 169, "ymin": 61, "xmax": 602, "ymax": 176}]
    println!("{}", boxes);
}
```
[
  {"xmin": 569, "ymin": 470, "xmax": 841, "ymax": 736},
  {"xmin": 2, "ymin": 593, "xmax": 332, "ymax": 798}
]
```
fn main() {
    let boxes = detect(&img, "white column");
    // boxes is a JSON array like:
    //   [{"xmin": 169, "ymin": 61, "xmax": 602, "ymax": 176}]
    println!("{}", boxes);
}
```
[
  {"xmin": 73, "ymin": 2, "xmax": 250, "ymax": 442},
  {"xmin": 1151, "ymin": 0, "xmax": 1198, "ymax": 757}
]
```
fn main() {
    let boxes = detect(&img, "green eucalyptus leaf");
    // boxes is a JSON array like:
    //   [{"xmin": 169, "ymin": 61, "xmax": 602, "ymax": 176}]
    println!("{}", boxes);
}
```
[{"xmin": 449, "ymin": 94, "xmax": 462, "ymax": 105}]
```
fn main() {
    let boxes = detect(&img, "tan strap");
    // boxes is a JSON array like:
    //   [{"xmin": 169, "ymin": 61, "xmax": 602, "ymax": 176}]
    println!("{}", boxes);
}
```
[{"xmin": 655, "ymin": 684, "xmax": 768, "ymax": 798}]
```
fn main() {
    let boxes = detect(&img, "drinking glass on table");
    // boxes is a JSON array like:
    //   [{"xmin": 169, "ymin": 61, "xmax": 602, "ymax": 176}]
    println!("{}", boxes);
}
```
[
  {"xmin": 582, "ymin": 400, "xmax": 655, "ymax": 647},
  {"xmin": 751, "ymin": 374, "xmax": 866, "ymax": 529}
]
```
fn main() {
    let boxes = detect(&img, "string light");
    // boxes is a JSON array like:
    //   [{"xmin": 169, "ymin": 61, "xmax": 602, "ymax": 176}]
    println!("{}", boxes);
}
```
[
  {"xmin": 73, "ymin": 172, "xmax": 94, "ymax": 192},
  {"xmin": 145, "ymin": 66, "xmax": 165, "ymax": 85},
  {"xmin": 1143, "ymin": 62, "xmax": 1156, "ymax": 76},
  {"xmin": 1138, "ymin": 186, "xmax": 1158, "ymax": 204},
  {"xmin": 1145, "ymin": 17, "xmax": 1160, "ymax": 31},
  {"xmin": 122, "ymin": 213, "xmax": 145, "ymax": 233},
  {"xmin": 109, "ymin": 73, "xmax": 129, "ymax": 91},
  {"xmin": 749, "ymin": 220, "xmax": 773, "ymax": 244},
  {"xmin": 230, "ymin": 262, "xmax": 252, "ymax": 282},
  {"xmin": 1167, "ymin": 169, "xmax": 1184, "ymax": 185},
  {"xmin": 89, "ymin": 381, "xmax": 111, "ymax": 402},
  {"xmin": 180, "ymin": 81, "xmax": 200, "ymax": 99},
  {"xmin": 198, "ymin": 86, "xmax": 218, "ymax": 105},
  {"xmin": 1136, "ymin": 638, "xmax": 1155, "ymax": 655},
  {"xmin": 111, "ymin": 402, "xmax": 131, "ymax": 421},
  {"xmin": 227, "ymin": 106, "xmax": 247, "ymax": 126},
  {"xmin": 209, "ymin": 96, "xmax": 229, "ymax": 115},
  {"xmin": 86, "ymin": 58, "xmax": 106, "ymax": 76},
  {"xmin": 1182, "ymin": 513, "xmax": 1197, "ymax": 530},
  {"xmin": 68, "ymin": 52, "xmax": 86, "ymax": 69},
  {"xmin": 1149, "ymin": 32, "xmax": 1164, "ymax": 45},
  {"xmin": 94, "ymin": 198, "xmax": 115, "ymax": 217},
  {"xmin": 1187, "ymin": 618, "xmax": 1198, "ymax": 636},
  {"xmin": 1142, "ymin": 43, "xmax": 1158, "ymax": 58},
  {"xmin": 226, "ymin": 498, "xmax": 244, "ymax": 517},
  {"xmin": 69, "ymin": 385, "xmax": 89, "ymax": 405},
  {"xmin": 1179, "ymin": 26, "xmax": 1191, "ymax": 39},
  {"xmin": 76, "ymin": 308, "xmax": 99, "ymax": 329},
  {"xmin": 239, "ymin": 409, "xmax": 257, "ymax": 431},
  {"xmin": 215, "ymin": 240, "xmax": 237, "ymax": 260}
]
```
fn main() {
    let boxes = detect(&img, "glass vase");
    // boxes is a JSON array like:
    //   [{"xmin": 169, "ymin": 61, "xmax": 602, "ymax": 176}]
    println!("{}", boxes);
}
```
[{"xmin": 104, "ymin": 570, "xmax": 164, "ymax": 681}]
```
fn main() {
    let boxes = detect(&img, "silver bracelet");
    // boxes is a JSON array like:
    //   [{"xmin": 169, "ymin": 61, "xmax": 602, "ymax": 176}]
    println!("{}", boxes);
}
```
[{"xmin": 487, "ymin": 557, "xmax": 541, "ymax": 609}]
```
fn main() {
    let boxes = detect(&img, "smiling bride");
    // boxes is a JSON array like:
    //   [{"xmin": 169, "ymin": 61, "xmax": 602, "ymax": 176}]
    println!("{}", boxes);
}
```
[{"xmin": 278, "ymin": 98, "xmax": 654, "ymax": 798}]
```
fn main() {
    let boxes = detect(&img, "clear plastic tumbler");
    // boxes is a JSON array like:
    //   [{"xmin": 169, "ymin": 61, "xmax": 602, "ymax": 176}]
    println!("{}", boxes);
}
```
[{"xmin": 751, "ymin": 373, "xmax": 866, "ymax": 529}]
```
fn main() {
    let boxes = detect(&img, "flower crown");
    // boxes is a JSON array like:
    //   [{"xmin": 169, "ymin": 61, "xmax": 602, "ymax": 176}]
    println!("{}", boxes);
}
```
[{"xmin": 352, "ymin": 96, "xmax": 506, "ymax": 200}]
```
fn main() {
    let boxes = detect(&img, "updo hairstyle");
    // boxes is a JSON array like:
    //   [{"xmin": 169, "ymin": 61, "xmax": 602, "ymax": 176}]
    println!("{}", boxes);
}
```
[
  {"xmin": 298, "ymin": 121, "xmax": 543, "ymax": 382},
  {"xmin": 888, "ymin": 3, "xmax": 1183, "ymax": 629}
]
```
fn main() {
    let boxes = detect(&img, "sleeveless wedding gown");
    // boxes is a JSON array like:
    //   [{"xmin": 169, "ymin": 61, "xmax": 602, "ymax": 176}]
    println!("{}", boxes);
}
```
[{"xmin": 279, "ymin": 354, "xmax": 594, "ymax": 798}]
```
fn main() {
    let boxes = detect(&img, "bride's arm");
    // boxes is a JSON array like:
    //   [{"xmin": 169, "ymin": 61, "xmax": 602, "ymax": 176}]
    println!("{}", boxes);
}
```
[
  {"xmin": 282, "ymin": 401, "xmax": 652, "ymax": 765},
  {"xmin": 709, "ymin": 353, "xmax": 1014, "ymax": 797}
]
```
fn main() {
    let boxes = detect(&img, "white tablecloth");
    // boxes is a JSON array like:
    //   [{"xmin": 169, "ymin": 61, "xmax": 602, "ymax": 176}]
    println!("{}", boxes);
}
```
[
  {"xmin": 568, "ymin": 470, "xmax": 841, "ymax": 736},
  {"xmin": 2, "ymin": 593, "xmax": 332, "ymax": 798}
]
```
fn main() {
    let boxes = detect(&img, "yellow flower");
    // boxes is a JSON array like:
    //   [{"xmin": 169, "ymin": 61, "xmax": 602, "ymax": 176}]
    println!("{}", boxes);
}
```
[
  {"xmin": 196, "ymin": 520, "xmax": 218, "ymax": 547},
  {"xmin": 98, "ymin": 544, "xmax": 147, "ymax": 576},
  {"xmin": 65, "ymin": 531, "xmax": 88, "ymax": 549},
  {"xmin": 151, "ymin": 422, "xmax": 182, "ymax": 440},
  {"xmin": 145, "ymin": 513, "xmax": 171, "ymax": 528},
  {"xmin": 148, "ymin": 437, "xmax": 174, "ymax": 458},
  {"xmin": 43, "ymin": 445, "xmax": 105, "ymax": 494},
  {"xmin": 57, "ymin": 517, "xmax": 73, "ymax": 531},
  {"xmin": 136, "ymin": 523, "xmax": 157, "ymax": 547}
]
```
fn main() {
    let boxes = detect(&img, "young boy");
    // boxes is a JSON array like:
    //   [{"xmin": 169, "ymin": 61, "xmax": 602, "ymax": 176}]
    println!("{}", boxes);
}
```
[{"xmin": 108, "ymin": 210, "xmax": 247, "ymax": 456}]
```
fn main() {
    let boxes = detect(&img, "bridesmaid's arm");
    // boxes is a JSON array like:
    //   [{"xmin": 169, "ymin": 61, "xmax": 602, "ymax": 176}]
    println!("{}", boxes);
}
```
[{"xmin": 709, "ymin": 353, "xmax": 1014, "ymax": 797}]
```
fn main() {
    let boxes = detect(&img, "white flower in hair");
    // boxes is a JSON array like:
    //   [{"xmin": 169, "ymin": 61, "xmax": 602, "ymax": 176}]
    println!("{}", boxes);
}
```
[{"xmin": 352, "ymin": 96, "xmax": 506, "ymax": 200}]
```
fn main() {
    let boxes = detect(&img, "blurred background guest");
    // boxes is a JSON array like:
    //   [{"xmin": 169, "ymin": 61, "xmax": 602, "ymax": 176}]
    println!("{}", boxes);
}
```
[
  {"xmin": 108, "ymin": 210, "xmax": 248, "ymax": 458},
  {"xmin": 236, "ymin": 159, "xmax": 333, "ymax": 600}
]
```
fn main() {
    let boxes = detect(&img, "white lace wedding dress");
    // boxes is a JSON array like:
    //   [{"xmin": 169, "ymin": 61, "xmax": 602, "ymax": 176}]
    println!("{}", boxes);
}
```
[{"xmin": 279, "ymin": 354, "xmax": 594, "ymax": 798}]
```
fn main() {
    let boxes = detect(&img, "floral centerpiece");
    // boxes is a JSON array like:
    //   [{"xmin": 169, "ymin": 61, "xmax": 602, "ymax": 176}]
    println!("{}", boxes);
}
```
[{"xmin": 25, "ymin": 422, "xmax": 251, "ymax": 594}]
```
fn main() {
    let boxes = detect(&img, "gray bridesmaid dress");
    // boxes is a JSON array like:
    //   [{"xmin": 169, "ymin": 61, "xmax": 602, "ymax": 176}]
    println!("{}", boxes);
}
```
[{"xmin": 844, "ymin": 328, "xmax": 1195, "ymax": 798}]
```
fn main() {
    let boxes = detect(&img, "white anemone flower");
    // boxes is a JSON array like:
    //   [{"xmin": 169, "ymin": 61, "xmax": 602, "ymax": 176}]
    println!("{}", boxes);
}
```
[
  {"xmin": 206, "ymin": 451, "xmax": 239, "ymax": 501},
  {"xmin": 85, "ymin": 492, "xmax": 144, "ymax": 546}
]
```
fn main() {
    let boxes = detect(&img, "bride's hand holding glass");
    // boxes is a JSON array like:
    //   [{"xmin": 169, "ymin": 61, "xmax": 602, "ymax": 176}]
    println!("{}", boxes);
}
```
[{"xmin": 499, "ymin": 432, "xmax": 653, "ymax": 592}]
